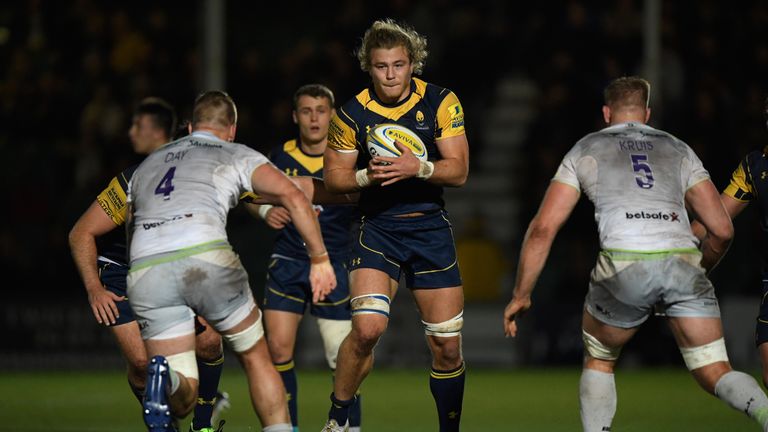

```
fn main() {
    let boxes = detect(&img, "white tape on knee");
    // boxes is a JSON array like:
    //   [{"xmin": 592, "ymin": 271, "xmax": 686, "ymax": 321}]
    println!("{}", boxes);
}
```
[
  {"xmin": 350, "ymin": 294, "xmax": 391, "ymax": 318},
  {"xmin": 166, "ymin": 350, "xmax": 198, "ymax": 381},
  {"xmin": 223, "ymin": 314, "xmax": 265, "ymax": 353},
  {"xmin": 582, "ymin": 330, "xmax": 622, "ymax": 361},
  {"xmin": 317, "ymin": 318, "xmax": 352, "ymax": 369},
  {"xmin": 422, "ymin": 311, "xmax": 464, "ymax": 337},
  {"xmin": 679, "ymin": 337, "xmax": 729, "ymax": 370}
]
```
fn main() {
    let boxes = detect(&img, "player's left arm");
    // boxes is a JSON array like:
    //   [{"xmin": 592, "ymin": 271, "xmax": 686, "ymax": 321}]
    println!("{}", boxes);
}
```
[
  {"xmin": 503, "ymin": 181, "xmax": 580, "ymax": 337},
  {"xmin": 69, "ymin": 200, "xmax": 125, "ymax": 325},
  {"xmin": 685, "ymin": 179, "xmax": 734, "ymax": 273}
]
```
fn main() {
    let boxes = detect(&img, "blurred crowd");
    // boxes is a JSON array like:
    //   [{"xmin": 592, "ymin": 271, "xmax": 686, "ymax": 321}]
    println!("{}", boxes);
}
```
[{"xmin": 1, "ymin": 0, "xmax": 767, "ymax": 319}]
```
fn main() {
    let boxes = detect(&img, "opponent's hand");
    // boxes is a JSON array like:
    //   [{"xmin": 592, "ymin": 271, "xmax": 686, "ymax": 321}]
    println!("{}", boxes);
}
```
[
  {"xmin": 265, "ymin": 206, "xmax": 291, "ymax": 229},
  {"xmin": 370, "ymin": 141, "xmax": 420, "ymax": 186},
  {"xmin": 503, "ymin": 295, "xmax": 532, "ymax": 338},
  {"xmin": 86, "ymin": 283, "xmax": 125, "ymax": 326},
  {"xmin": 309, "ymin": 259, "xmax": 337, "ymax": 304}
]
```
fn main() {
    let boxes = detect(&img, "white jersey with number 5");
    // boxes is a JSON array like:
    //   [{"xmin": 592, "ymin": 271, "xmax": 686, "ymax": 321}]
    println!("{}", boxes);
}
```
[
  {"xmin": 127, "ymin": 131, "xmax": 270, "ymax": 261},
  {"xmin": 553, "ymin": 122, "xmax": 709, "ymax": 252}
]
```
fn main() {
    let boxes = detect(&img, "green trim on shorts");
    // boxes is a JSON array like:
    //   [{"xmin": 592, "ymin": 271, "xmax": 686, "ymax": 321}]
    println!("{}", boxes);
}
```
[
  {"xmin": 129, "ymin": 240, "xmax": 232, "ymax": 272},
  {"xmin": 601, "ymin": 248, "xmax": 701, "ymax": 260}
]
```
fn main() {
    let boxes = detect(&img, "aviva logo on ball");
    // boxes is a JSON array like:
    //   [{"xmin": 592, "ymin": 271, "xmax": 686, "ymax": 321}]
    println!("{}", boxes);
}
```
[{"xmin": 366, "ymin": 123, "xmax": 428, "ymax": 161}]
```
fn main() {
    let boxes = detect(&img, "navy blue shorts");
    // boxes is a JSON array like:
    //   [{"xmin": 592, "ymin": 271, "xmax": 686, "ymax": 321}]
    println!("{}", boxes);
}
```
[
  {"xmin": 263, "ymin": 256, "xmax": 351, "ymax": 320},
  {"xmin": 757, "ymin": 274, "xmax": 768, "ymax": 346},
  {"xmin": 350, "ymin": 210, "xmax": 462, "ymax": 289},
  {"xmin": 98, "ymin": 261, "xmax": 135, "ymax": 326}
]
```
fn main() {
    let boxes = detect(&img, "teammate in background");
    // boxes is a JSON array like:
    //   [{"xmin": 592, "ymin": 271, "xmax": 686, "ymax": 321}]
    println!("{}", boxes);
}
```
[
  {"xmin": 503, "ymin": 76, "xmax": 768, "ymax": 432},
  {"xmin": 126, "ymin": 91, "xmax": 336, "ymax": 432},
  {"xmin": 691, "ymin": 96, "xmax": 768, "ymax": 391},
  {"xmin": 245, "ymin": 84, "xmax": 361, "ymax": 432},
  {"xmin": 68, "ymin": 97, "xmax": 230, "ymax": 432},
  {"xmin": 321, "ymin": 19, "xmax": 469, "ymax": 432}
]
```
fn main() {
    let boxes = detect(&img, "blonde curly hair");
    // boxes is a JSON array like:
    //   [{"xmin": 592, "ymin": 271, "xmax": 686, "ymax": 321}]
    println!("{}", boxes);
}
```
[{"xmin": 356, "ymin": 19, "xmax": 428, "ymax": 75}]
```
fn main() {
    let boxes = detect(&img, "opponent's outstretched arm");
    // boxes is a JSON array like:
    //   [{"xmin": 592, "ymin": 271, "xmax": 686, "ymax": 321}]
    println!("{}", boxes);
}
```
[
  {"xmin": 250, "ymin": 164, "xmax": 336, "ymax": 303},
  {"xmin": 503, "ymin": 181, "xmax": 580, "ymax": 337}
]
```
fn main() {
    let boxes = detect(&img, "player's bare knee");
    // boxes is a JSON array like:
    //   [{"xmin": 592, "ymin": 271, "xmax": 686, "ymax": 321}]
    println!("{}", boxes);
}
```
[
  {"xmin": 430, "ymin": 338, "xmax": 463, "ymax": 369},
  {"xmin": 266, "ymin": 337, "xmax": 293, "ymax": 363},
  {"xmin": 350, "ymin": 322, "xmax": 385, "ymax": 352},
  {"xmin": 422, "ymin": 311, "xmax": 464, "ymax": 368},
  {"xmin": 350, "ymin": 293, "xmax": 390, "ymax": 349}
]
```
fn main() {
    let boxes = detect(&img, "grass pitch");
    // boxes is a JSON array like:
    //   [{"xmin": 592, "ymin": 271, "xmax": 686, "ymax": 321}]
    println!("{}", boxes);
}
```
[{"xmin": 0, "ymin": 367, "xmax": 759, "ymax": 431}]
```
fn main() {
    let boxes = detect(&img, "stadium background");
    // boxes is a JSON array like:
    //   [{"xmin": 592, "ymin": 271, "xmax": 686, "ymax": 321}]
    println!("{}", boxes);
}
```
[{"xmin": 1, "ymin": 0, "xmax": 766, "ymax": 377}]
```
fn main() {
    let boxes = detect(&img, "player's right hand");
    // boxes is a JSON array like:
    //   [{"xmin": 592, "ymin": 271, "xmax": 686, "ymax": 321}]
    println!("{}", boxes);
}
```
[
  {"xmin": 86, "ymin": 284, "xmax": 125, "ymax": 326},
  {"xmin": 309, "ymin": 259, "xmax": 337, "ymax": 304},
  {"xmin": 503, "ymin": 295, "xmax": 532, "ymax": 338},
  {"xmin": 265, "ymin": 206, "xmax": 291, "ymax": 229}
]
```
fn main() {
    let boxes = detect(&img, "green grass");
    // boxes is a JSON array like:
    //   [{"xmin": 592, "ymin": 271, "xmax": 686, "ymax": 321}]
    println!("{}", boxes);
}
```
[{"xmin": 0, "ymin": 367, "xmax": 761, "ymax": 431}]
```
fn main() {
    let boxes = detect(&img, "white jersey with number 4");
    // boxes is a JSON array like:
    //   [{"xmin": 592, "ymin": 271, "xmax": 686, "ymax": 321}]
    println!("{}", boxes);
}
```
[
  {"xmin": 127, "ymin": 131, "xmax": 270, "ymax": 261},
  {"xmin": 553, "ymin": 122, "xmax": 709, "ymax": 252}
]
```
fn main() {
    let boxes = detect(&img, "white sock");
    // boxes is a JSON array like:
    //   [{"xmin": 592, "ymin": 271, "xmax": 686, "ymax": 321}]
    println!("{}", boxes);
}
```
[
  {"xmin": 714, "ymin": 371, "xmax": 768, "ymax": 430},
  {"xmin": 580, "ymin": 368, "xmax": 616, "ymax": 432},
  {"xmin": 262, "ymin": 423, "xmax": 292, "ymax": 432}
]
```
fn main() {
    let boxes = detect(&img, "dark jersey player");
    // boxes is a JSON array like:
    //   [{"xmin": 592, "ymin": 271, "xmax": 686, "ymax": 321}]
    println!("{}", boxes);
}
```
[
  {"xmin": 320, "ymin": 19, "xmax": 470, "ymax": 432},
  {"xmin": 246, "ymin": 84, "xmax": 361, "ymax": 432},
  {"xmin": 68, "ymin": 97, "xmax": 229, "ymax": 432}
]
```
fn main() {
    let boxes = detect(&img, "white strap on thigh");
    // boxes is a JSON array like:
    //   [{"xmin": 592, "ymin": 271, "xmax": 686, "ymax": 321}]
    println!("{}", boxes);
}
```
[
  {"xmin": 679, "ymin": 337, "xmax": 729, "ymax": 370},
  {"xmin": 422, "ymin": 310, "xmax": 464, "ymax": 337},
  {"xmin": 166, "ymin": 350, "xmax": 198, "ymax": 381},
  {"xmin": 582, "ymin": 330, "xmax": 622, "ymax": 361},
  {"xmin": 350, "ymin": 294, "xmax": 391, "ymax": 318}
]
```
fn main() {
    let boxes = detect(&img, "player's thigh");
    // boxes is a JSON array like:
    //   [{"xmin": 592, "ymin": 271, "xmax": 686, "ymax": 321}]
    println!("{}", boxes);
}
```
[
  {"xmin": 349, "ymin": 267, "xmax": 396, "ymax": 298},
  {"xmin": 145, "ymin": 333, "xmax": 197, "ymax": 358},
  {"xmin": 193, "ymin": 316, "xmax": 223, "ymax": 360},
  {"xmin": 412, "ymin": 285, "xmax": 464, "ymax": 323},
  {"xmin": 263, "ymin": 309, "xmax": 302, "ymax": 358},
  {"xmin": 582, "ymin": 308, "xmax": 639, "ymax": 349},
  {"xmin": 109, "ymin": 320, "xmax": 147, "ymax": 367},
  {"xmin": 666, "ymin": 316, "xmax": 725, "ymax": 348}
]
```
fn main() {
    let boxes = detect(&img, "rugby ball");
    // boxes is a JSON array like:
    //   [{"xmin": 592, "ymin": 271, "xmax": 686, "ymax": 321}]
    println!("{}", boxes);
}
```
[{"xmin": 366, "ymin": 123, "xmax": 428, "ymax": 161}]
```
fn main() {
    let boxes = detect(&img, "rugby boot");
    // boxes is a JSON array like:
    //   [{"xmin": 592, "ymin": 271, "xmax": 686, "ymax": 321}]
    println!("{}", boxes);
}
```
[
  {"xmin": 144, "ymin": 355, "xmax": 175, "ymax": 432},
  {"xmin": 211, "ymin": 391, "xmax": 230, "ymax": 424},
  {"xmin": 189, "ymin": 420, "xmax": 225, "ymax": 432},
  {"xmin": 320, "ymin": 419, "xmax": 347, "ymax": 432}
]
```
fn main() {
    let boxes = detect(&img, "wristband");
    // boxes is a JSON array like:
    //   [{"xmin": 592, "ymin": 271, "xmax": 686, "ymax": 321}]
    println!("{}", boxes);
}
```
[
  {"xmin": 257, "ymin": 204, "xmax": 273, "ymax": 219},
  {"xmin": 309, "ymin": 251, "xmax": 330, "ymax": 264},
  {"xmin": 417, "ymin": 160, "xmax": 434, "ymax": 179},
  {"xmin": 355, "ymin": 169, "xmax": 371, "ymax": 188}
]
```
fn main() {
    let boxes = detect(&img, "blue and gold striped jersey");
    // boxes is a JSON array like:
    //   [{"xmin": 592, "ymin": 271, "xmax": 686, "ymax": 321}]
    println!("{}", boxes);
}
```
[
  {"xmin": 95, "ymin": 164, "xmax": 138, "ymax": 265},
  {"xmin": 269, "ymin": 139, "xmax": 356, "ymax": 260},
  {"xmin": 328, "ymin": 77, "xmax": 465, "ymax": 216},
  {"xmin": 724, "ymin": 148, "xmax": 768, "ymax": 267}
]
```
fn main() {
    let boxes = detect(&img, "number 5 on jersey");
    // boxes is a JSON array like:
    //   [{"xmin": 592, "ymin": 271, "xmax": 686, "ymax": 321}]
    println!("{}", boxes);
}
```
[
  {"xmin": 630, "ymin": 154, "xmax": 654, "ymax": 189},
  {"xmin": 155, "ymin": 167, "xmax": 176, "ymax": 200}
]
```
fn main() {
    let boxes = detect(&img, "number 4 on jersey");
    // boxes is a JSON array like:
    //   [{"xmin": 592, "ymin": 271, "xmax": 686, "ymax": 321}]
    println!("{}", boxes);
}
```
[{"xmin": 155, "ymin": 167, "xmax": 176, "ymax": 200}]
